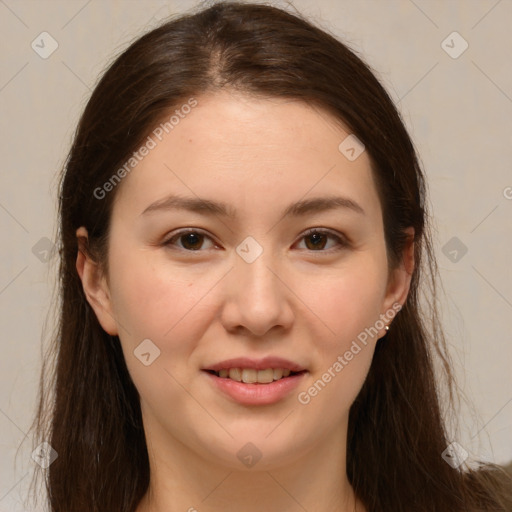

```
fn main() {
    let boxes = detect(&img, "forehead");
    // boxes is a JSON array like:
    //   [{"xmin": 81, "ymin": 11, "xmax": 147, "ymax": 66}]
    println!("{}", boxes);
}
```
[{"xmin": 112, "ymin": 90, "xmax": 382, "ymax": 224}]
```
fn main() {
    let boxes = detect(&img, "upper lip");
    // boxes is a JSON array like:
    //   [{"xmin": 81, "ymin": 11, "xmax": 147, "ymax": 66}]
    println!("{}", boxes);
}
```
[{"xmin": 203, "ymin": 357, "xmax": 306, "ymax": 372}]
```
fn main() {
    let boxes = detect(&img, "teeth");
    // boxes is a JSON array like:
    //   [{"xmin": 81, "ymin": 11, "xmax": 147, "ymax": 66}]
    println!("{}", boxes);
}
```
[
  {"xmin": 216, "ymin": 368, "xmax": 297, "ymax": 383},
  {"xmin": 273, "ymin": 368, "xmax": 283, "ymax": 380},
  {"xmin": 242, "ymin": 368, "xmax": 258, "ymax": 383},
  {"xmin": 256, "ymin": 368, "xmax": 274, "ymax": 383},
  {"xmin": 228, "ymin": 368, "xmax": 242, "ymax": 381}
]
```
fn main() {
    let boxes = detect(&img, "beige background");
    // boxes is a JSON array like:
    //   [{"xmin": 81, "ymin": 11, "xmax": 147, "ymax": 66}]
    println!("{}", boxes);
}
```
[{"xmin": 1, "ymin": 0, "xmax": 511, "ymax": 510}]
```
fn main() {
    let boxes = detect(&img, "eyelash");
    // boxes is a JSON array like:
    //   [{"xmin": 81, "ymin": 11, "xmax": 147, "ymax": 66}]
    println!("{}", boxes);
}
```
[{"xmin": 162, "ymin": 227, "xmax": 349, "ymax": 254}]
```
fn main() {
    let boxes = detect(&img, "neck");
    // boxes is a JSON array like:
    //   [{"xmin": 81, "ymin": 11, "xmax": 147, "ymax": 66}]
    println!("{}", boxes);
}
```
[{"xmin": 136, "ymin": 418, "xmax": 364, "ymax": 512}]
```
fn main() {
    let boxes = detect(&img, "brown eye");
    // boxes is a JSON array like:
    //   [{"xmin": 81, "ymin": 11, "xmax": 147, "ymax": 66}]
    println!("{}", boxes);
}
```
[
  {"xmin": 164, "ymin": 229, "xmax": 216, "ymax": 251},
  {"xmin": 298, "ymin": 229, "xmax": 348, "ymax": 252},
  {"xmin": 163, "ymin": 227, "xmax": 348, "ymax": 253},
  {"xmin": 304, "ymin": 232, "xmax": 328, "ymax": 250}
]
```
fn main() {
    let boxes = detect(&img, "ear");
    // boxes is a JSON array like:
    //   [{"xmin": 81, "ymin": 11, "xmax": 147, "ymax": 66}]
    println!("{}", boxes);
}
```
[
  {"xmin": 379, "ymin": 226, "xmax": 415, "ymax": 335},
  {"xmin": 75, "ymin": 227, "xmax": 119, "ymax": 336}
]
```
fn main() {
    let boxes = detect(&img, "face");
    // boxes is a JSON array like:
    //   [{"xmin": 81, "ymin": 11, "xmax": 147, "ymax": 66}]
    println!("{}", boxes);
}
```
[{"xmin": 78, "ymin": 89, "xmax": 412, "ymax": 471}]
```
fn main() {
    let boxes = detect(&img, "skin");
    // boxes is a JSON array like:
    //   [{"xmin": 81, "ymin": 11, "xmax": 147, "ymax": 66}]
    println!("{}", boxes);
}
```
[{"xmin": 76, "ymin": 89, "xmax": 414, "ymax": 512}]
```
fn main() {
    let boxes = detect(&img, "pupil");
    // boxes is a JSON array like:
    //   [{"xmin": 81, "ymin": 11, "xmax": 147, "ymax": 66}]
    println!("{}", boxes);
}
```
[
  {"xmin": 183, "ymin": 233, "xmax": 202, "ymax": 250},
  {"xmin": 307, "ymin": 233, "xmax": 325, "ymax": 250},
  {"xmin": 180, "ymin": 232, "xmax": 326, "ymax": 251}
]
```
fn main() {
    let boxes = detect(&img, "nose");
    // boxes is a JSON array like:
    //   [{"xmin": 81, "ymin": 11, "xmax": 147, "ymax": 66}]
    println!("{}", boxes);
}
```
[{"xmin": 219, "ymin": 247, "xmax": 295, "ymax": 338}]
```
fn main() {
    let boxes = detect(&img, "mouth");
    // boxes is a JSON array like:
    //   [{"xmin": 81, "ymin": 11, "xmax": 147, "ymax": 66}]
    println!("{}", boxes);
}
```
[
  {"xmin": 203, "ymin": 369, "xmax": 307, "ymax": 405},
  {"xmin": 203, "ymin": 368, "xmax": 307, "ymax": 384},
  {"xmin": 202, "ymin": 356, "xmax": 308, "ymax": 404}
]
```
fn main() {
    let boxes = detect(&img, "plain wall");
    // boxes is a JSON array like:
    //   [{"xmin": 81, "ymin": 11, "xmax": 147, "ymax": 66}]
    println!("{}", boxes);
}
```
[{"xmin": 1, "ymin": 0, "xmax": 511, "ymax": 510}]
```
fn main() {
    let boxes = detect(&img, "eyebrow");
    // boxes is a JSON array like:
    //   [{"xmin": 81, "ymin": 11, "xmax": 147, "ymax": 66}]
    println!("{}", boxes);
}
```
[{"xmin": 140, "ymin": 193, "xmax": 365, "ymax": 219}]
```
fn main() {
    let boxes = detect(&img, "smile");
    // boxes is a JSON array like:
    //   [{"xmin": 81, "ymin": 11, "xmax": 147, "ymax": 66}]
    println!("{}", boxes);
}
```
[
  {"xmin": 207, "ymin": 367, "xmax": 304, "ymax": 384},
  {"xmin": 203, "ymin": 369, "xmax": 307, "ymax": 405}
]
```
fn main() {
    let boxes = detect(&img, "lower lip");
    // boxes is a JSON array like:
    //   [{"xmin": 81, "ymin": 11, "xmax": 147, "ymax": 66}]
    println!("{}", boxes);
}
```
[{"xmin": 203, "ymin": 370, "xmax": 307, "ymax": 405}]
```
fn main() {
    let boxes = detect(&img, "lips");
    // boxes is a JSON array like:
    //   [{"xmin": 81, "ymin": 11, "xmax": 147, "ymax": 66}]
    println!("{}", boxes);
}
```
[
  {"xmin": 203, "ymin": 356, "xmax": 306, "ymax": 373},
  {"xmin": 202, "ymin": 356, "xmax": 308, "ymax": 404},
  {"xmin": 203, "ymin": 369, "xmax": 306, "ymax": 405}
]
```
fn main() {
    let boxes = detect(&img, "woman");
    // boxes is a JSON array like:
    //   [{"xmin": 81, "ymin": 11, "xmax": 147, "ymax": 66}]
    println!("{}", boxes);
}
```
[{"xmin": 31, "ymin": 2, "xmax": 512, "ymax": 511}]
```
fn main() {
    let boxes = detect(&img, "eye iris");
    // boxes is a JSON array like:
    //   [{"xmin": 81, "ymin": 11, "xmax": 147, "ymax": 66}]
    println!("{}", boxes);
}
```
[
  {"xmin": 173, "ymin": 231, "xmax": 335, "ymax": 251},
  {"xmin": 305, "ymin": 232, "xmax": 327, "ymax": 250},
  {"xmin": 181, "ymin": 232, "xmax": 203, "ymax": 250}
]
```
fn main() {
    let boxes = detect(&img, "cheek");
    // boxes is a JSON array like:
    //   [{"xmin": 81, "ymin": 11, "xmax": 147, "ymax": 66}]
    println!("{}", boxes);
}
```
[
  {"xmin": 108, "ymin": 245, "xmax": 210, "ymax": 341},
  {"xmin": 301, "ymin": 255, "xmax": 388, "ymax": 344},
  {"xmin": 107, "ymin": 252, "xmax": 214, "ymax": 416},
  {"xmin": 108, "ymin": 235, "xmax": 388, "ymax": 407},
  {"xmin": 294, "ymin": 254, "xmax": 388, "ymax": 404}
]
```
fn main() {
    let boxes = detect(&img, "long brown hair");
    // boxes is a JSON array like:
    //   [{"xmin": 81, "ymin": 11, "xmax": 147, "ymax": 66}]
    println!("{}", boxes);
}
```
[{"xmin": 30, "ymin": 2, "xmax": 512, "ymax": 511}]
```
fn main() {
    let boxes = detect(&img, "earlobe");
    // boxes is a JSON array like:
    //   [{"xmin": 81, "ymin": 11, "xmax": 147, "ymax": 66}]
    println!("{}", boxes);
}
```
[{"xmin": 75, "ymin": 227, "xmax": 119, "ymax": 336}]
